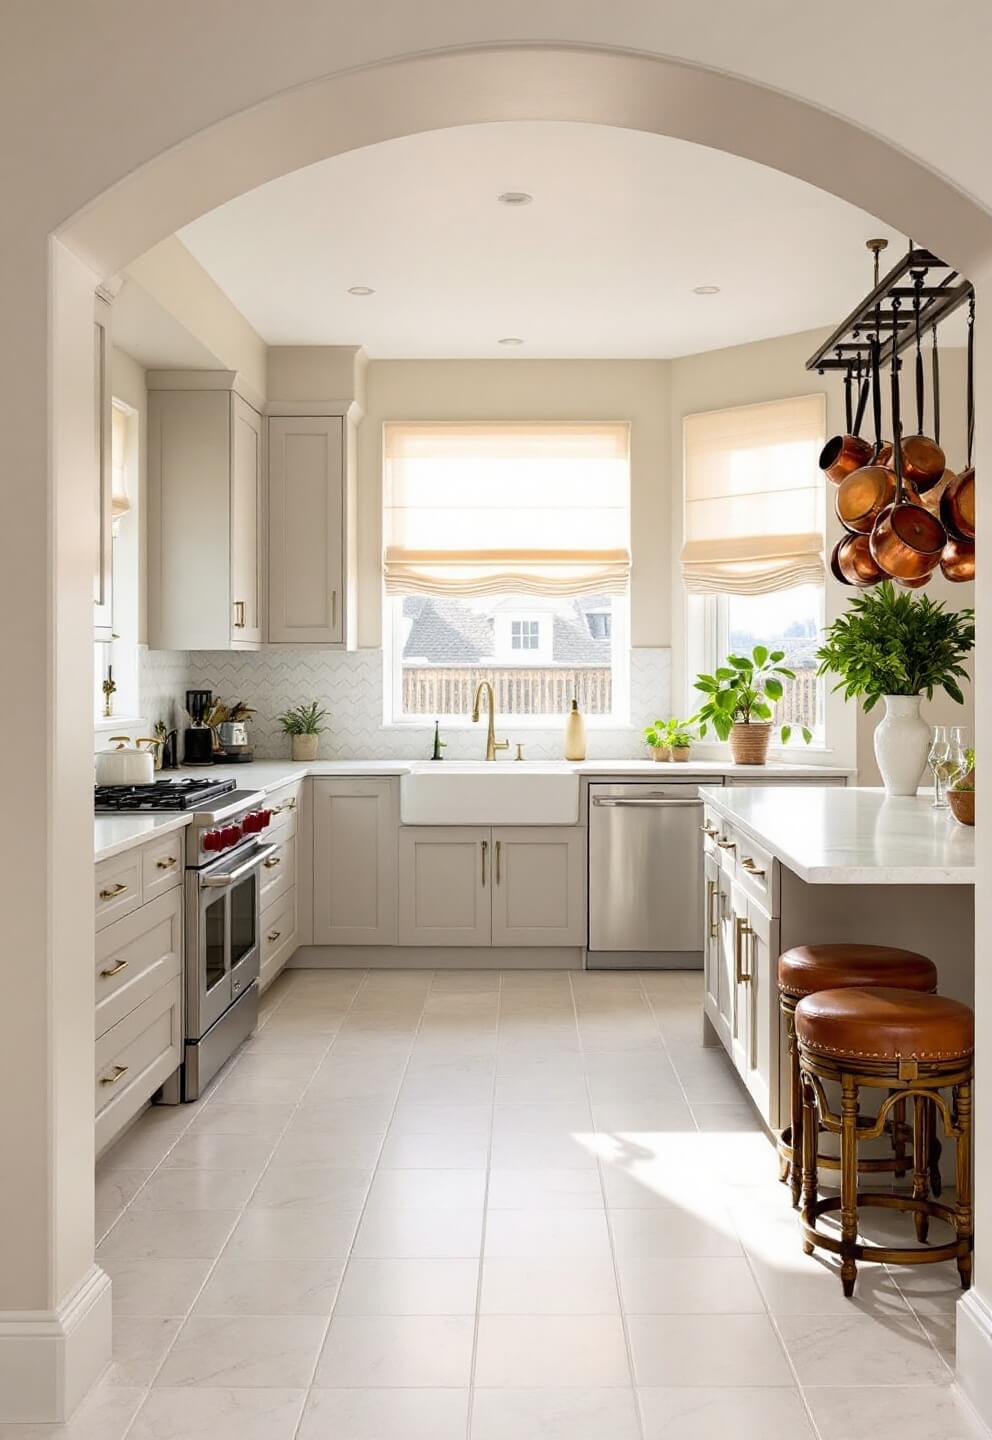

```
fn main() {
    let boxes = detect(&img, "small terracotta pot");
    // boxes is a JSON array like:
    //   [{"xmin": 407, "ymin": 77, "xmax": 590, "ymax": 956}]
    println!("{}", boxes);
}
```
[
  {"xmin": 671, "ymin": 747, "xmax": 691, "ymax": 763},
  {"xmin": 941, "ymin": 536, "xmax": 975, "ymax": 583},
  {"xmin": 729, "ymin": 722, "xmax": 771, "ymax": 766},
  {"xmin": 948, "ymin": 788, "xmax": 975, "ymax": 826},
  {"xmin": 649, "ymin": 745, "xmax": 671, "ymax": 762},
  {"xmin": 291, "ymin": 733, "xmax": 320, "ymax": 761}
]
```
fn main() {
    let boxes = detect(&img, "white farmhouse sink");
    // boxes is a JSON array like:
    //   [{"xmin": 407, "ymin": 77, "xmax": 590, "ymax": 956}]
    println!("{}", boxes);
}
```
[{"xmin": 400, "ymin": 761, "xmax": 580, "ymax": 826}]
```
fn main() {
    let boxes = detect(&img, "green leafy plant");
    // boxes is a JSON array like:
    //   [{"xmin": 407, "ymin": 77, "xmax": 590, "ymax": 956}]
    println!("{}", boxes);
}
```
[
  {"xmin": 644, "ymin": 716, "xmax": 697, "ymax": 751},
  {"xmin": 695, "ymin": 645, "xmax": 812, "ymax": 746},
  {"xmin": 277, "ymin": 700, "xmax": 328, "ymax": 736},
  {"xmin": 816, "ymin": 581, "xmax": 974, "ymax": 713}
]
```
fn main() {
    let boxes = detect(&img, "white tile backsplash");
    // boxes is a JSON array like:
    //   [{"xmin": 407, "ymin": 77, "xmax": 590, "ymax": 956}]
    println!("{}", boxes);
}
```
[{"xmin": 140, "ymin": 647, "xmax": 670, "ymax": 761}]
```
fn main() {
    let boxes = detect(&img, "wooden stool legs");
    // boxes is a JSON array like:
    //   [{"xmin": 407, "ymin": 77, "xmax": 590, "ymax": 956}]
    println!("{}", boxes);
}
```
[
  {"xmin": 956, "ymin": 1079, "xmax": 974, "ymax": 1291},
  {"xmin": 912, "ymin": 1095, "xmax": 931, "ymax": 1242},
  {"xmin": 839, "ymin": 1074, "xmax": 859, "ymax": 1297},
  {"xmin": 788, "ymin": 1009, "xmax": 803, "ymax": 1208}
]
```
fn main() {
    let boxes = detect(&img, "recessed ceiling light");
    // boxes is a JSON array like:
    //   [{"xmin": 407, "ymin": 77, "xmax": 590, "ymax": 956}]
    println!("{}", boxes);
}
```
[
  {"xmin": 347, "ymin": 285, "xmax": 375, "ymax": 296},
  {"xmin": 692, "ymin": 285, "xmax": 721, "ymax": 295},
  {"xmin": 497, "ymin": 337, "xmax": 524, "ymax": 346},
  {"xmin": 497, "ymin": 191, "xmax": 533, "ymax": 206}
]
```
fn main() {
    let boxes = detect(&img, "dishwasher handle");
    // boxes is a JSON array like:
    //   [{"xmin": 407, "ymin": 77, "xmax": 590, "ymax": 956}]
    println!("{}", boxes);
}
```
[{"xmin": 591, "ymin": 797, "xmax": 701, "ymax": 808}]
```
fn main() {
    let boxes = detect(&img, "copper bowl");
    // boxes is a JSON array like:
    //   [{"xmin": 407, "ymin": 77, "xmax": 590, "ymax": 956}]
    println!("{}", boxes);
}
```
[
  {"xmin": 835, "ymin": 463, "xmax": 896, "ymax": 534},
  {"xmin": 835, "ymin": 532, "xmax": 885, "ymax": 587},
  {"xmin": 900, "ymin": 433, "xmax": 946, "ymax": 493},
  {"xmin": 829, "ymin": 537, "xmax": 853, "ymax": 586},
  {"xmin": 941, "ymin": 535, "xmax": 976, "ymax": 583},
  {"xmin": 940, "ymin": 466, "xmax": 975, "ymax": 541},
  {"xmin": 948, "ymin": 787, "xmax": 975, "ymax": 826},
  {"xmin": 869, "ymin": 500, "xmax": 947, "ymax": 580},
  {"xmin": 819, "ymin": 433, "xmax": 874, "ymax": 485}
]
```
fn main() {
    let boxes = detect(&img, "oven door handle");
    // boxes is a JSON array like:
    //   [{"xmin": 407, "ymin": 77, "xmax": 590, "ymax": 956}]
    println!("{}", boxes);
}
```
[{"xmin": 200, "ymin": 843, "xmax": 278, "ymax": 887}]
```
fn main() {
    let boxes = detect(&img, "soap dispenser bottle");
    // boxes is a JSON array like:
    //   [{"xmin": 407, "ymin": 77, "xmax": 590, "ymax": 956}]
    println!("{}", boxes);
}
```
[{"xmin": 563, "ymin": 698, "xmax": 586, "ymax": 761}]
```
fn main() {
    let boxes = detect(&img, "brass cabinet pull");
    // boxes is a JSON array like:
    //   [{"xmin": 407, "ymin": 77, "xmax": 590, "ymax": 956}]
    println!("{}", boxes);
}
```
[
  {"xmin": 267, "ymin": 930, "xmax": 281, "ymax": 943},
  {"xmin": 273, "ymin": 798, "xmax": 297, "ymax": 814},
  {"xmin": 156, "ymin": 856, "xmax": 177, "ymax": 871},
  {"xmin": 234, "ymin": 599, "xmax": 246, "ymax": 628},
  {"xmin": 741, "ymin": 856, "xmax": 766, "ymax": 879},
  {"xmin": 700, "ymin": 824, "xmax": 719, "ymax": 838},
  {"xmin": 331, "ymin": 589, "xmax": 338, "ymax": 628},
  {"xmin": 100, "ymin": 1064, "xmax": 129, "ymax": 1086},
  {"xmin": 263, "ymin": 856, "xmax": 281, "ymax": 870},
  {"xmin": 100, "ymin": 958, "xmax": 129, "ymax": 979},
  {"xmin": 481, "ymin": 839, "xmax": 488, "ymax": 887},
  {"xmin": 706, "ymin": 879, "xmax": 719, "ymax": 939},
  {"xmin": 716, "ymin": 837, "xmax": 737, "ymax": 851},
  {"xmin": 495, "ymin": 839, "xmax": 502, "ymax": 885},
  {"xmin": 99, "ymin": 882, "xmax": 129, "ymax": 900},
  {"xmin": 735, "ymin": 915, "xmax": 753, "ymax": 984}
]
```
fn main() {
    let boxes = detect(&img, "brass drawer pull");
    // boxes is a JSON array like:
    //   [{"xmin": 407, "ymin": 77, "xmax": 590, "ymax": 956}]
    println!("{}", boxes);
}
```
[
  {"xmin": 100, "ymin": 958, "xmax": 129, "ymax": 979},
  {"xmin": 234, "ymin": 599, "xmax": 246, "ymax": 628},
  {"xmin": 741, "ymin": 856, "xmax": 766, "ymax": 879},
  {"xmin": 267, "ymin": 929, "xmax": 282, "ymax": 943},
  {"xmin": 700, "ymin": 824, "xmax": 719, "ymax": 838},
  {"xmin": 155, "ymin": 856, "xmax": 177, "ymax": 871},
  {"xmin": 99, "ymin": 882, "xmax": 129, "ymax": 900},
  {"xmin": 481, "ymin": 839, "xmax": 488, "ymax": 887},
  {"xmin": 735, "ymin": 915, "xmax": 753, "ymax": 984},
  {"xmin": 706, "ymin": 879, "xmax": 719, "ymax": 939},
  {"xmin": 100, "ymin": 1064, "xmax": 129, "ymax": 1086},
  {"xmin": 716, "ymin": 838, "xmax": 737, "ymax": 851},
  {"xmin": 273, "ymin": 798, "xmax": 297, "ymax": 814},
  {"xmin": 495, "ymin": 839, "xmax": 502, "ymax": 885},
  {"xmin": 263, "ymin": 856, "xmax": 282, "ymax": 870}
]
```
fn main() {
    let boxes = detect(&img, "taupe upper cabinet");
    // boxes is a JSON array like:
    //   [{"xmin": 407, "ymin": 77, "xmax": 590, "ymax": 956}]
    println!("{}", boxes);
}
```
[
  {"xmin": 267, "ymin": 413, "xmax": 355, "ymax": 647},
  {"xmin": 147, "ymin": 371, "xmax": 263, "ymax": 650}
]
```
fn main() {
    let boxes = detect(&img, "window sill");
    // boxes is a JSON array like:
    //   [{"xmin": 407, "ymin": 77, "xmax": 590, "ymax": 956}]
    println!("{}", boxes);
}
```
[
  {"xmin": 95, "ymin": 715, "xmax": 148, "ymax": 732},
  {"xmin": 381, "ymin": 719, "xmax": 636, "ymax": 732}
]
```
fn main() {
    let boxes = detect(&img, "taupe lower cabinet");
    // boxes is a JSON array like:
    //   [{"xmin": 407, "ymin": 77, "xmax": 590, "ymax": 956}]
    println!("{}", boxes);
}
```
[
  {"xmin": 313, "ymin": 779, "xmax": 398, "ymax": 944},
  {"xmin": 398, "ymin": 825, "xmax": 586, "ymax": 947}
]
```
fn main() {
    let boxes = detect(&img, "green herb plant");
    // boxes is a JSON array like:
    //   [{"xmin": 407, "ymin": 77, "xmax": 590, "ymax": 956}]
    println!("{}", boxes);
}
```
[
  {"xmin": 816, "ymin": 581, "xmax": 975, "ymax": 713},
  {"xmin": 644, "ymin": 716, "xmax": 697, "ymax": 751},
  {"xmin": 277, "ymin": 701, "xmax": 328, "ymax": 736},
  {"xmin": 695, "ymin": 645, "xmax": 811, "ymax": 746}
]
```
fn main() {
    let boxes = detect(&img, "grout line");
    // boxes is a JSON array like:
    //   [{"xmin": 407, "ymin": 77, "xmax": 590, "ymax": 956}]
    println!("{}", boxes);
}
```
[
  {"xmin": 115, "ymin": 967, "xmax": 369, "ymax": 1439},
  {"xmin": 464, "ymin": 968, "xmax": 502, "ymax": 1440},
  {"xmin": 571, "ymin": 969, "xmax": 646, "ymax": 1440}
]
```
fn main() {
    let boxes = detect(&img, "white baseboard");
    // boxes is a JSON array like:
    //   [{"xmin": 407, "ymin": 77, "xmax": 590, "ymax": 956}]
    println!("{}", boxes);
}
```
[
  {"xmin": 289, "ymin": 944, "xmax": 584, "ymax": 970},
  {"xmin": 957, "ymin": 1288, "xmax": 992, "ymax": 1431},
  {"xmin": 0, "ymin": 1266, "xmax": 112, "ymax": 1422}
]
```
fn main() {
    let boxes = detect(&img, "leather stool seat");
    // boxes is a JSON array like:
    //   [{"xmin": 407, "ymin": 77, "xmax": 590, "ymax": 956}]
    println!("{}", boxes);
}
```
[
  {"xmin": 796, "ymin": 986, "xmax": 974, "ymax": 1064},
  {"xmin": 778, "ymin": 944, "xmax": 937, "ymax": 998}
]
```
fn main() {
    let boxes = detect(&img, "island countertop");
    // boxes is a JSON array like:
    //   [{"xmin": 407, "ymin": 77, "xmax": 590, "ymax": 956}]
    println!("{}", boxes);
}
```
[{"xmin": 700, "ymin": 785, "xmax": 975, "ymax": 885}]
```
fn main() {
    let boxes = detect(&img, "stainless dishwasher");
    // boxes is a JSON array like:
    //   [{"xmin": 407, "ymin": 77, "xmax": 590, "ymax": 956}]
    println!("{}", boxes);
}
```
[{"xmin": 587, "ymin": 781, "xmax": 718, "ymax": 969}]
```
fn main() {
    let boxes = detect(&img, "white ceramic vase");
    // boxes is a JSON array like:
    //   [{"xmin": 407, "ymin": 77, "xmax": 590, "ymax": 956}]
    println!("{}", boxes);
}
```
[{"xmin": 874, "ymin": 695, "xmax": 929, "ymax": 796}]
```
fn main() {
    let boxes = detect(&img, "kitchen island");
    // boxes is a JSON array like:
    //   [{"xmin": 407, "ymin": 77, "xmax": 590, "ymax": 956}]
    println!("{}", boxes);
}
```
[{"xmin": 698, "ymin": 785, "xmax": 974, "ymax": 1135}]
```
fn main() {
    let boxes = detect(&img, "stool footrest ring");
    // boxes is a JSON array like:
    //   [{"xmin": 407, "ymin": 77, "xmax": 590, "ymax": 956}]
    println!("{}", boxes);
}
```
[{"xmin": 802, "ymin": 1192, "xmax": 972, "ymax": 1270}]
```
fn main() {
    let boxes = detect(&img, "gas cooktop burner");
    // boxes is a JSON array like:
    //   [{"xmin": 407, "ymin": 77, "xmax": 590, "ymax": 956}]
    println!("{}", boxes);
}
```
[{"xmin": 95, "ymin": 777, "xmax": 238, "ymax": 813}]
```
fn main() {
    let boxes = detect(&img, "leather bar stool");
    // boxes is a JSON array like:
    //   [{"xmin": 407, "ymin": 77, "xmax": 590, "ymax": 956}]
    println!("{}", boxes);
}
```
[
  {"xmin": 778, "ymin": 944, "xmax": 937, "ymax": 1206},
  {"xmin": 796, "ymin": 986, "xmax": 973, "ymax": 1297}
]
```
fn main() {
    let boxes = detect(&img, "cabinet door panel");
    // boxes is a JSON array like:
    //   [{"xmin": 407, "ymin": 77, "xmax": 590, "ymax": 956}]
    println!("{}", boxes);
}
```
[
  {"xmin": 398, "ymin": 827, "xmax": 490, "ymax": 947},
  {"xmin": 268, "ymin": 416, "xmax": 344, "ymax": 644},
  {"xmin": 231, "ymin": 395, "xmax": 263, "ymax": 643},
  {"xmin": 743, "ymin": 898, "xmax": 781, "ymax": 1128},
  {"xmin": 313, "ymin": 780, "xmax": 397, "ymax": 945},
  {"xmin": 703, "ymin": 851, "xmax": 730, "ymax": 1046},
  {"xmin": 491, "ymin": 828, "xmax": 585, "ymax": 947}
]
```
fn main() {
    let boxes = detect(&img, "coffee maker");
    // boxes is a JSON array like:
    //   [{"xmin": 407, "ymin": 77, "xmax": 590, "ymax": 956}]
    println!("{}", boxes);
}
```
[{"xmin": 183, "ymin": 690, "xmax": 215, "ymax": 766}]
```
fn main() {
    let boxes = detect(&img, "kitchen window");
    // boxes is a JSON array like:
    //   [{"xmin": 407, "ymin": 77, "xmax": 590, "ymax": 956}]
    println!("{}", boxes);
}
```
[
  {"xmin": 383, "ymin": 422, "xmax": 631, "ymax": 725},
  {"xmin": 681, "ymin": 395, "xmax": 827, "ymax": 744}
]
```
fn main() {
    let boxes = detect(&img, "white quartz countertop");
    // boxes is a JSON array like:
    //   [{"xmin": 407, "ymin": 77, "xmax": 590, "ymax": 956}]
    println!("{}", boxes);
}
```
[
  {"xmin": 94, "ymin": 756, "xmax": 850, "ymax": 862},
  {"xmin": 700, "ymin": 785, "xmax": 975, "ymax": 885}
]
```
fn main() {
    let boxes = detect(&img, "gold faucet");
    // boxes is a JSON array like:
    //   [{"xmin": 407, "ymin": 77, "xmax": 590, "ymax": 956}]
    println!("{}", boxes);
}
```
[{"xmin": 472, "ymin": 681, "xmax": 510, "ymax": 761}]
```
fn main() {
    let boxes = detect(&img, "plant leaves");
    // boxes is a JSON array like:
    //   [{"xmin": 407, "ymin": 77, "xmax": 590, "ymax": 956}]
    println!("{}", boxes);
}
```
[
  {"xmin": 753, "ymin": 645, "xmax": 768, "ymax": 668},
  {"xmin": 780, "ymin": 724, "xmax": 792, "ymax": 744},
  {"xmin": 764, "ymin": 678, "xmax": 783, "ymax": 701}
]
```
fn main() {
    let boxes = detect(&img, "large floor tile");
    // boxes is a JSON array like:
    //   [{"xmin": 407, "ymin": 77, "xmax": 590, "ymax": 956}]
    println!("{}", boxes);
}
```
[
  {"xmin": 474, "ymin": 1314, "xmax": 630, "ymax": 1387},
  {"xmin": 249, "ymin": 1163, "xmax": 372, "ymax": 1210},
  {"xmin": 97, "ymin": 1208, "xmax": 238, "ymax": 1260},
  {"xmin": 155, "ymin": 1315, "xmax": 325, "ymax": 1388},
  {"xmin": 638, "ymin": 1386, "xmax": 815, "ymax": 1440},
  {"xmin": 266, "ymin": 1128, "xmax": 384, "ymax": 1169},
  {"xmin": 315, "ymin": 1314, "xmax": 474, "ymax": 1387},
  {"xmin": 627, "ymin": 1314, "xmax": 793, "ymax": 1388},
  {"xmin": 364, "ymin": 1166, "xmax": 487, "ymax": 1210},
  {"xmin": 804, "ymin": 1384, "xmax": 986, "ymax": 1439},
  {"xmin": 778, "ymin": 1312, "xmax": 953, "ymax": 1387},
  {"xmin": 609, "ymin": 1206, "xmax": 742, "ymax": 1260},
  {"xmin": 189, "ymin": 1102, "xmax": 295, "ymax": 1136},
  {"xmin": 128, "ymin": 1387, "xmax": 306, "ymax": 1440},
  {"xmin": 387, "ymin": 1102, "xmax": 493, "ymax": 1138},
  {"xmin": 377, "ymin": 1130, "xmax": 490, "ymax": 1169},
  {"xmin": 160, "ymin": 1132, "xmax": 277, "ymax": 1171},
  {"xmin": 105, "ymin": 1316, "xmax": 182, "ymax": 1386},
  {"xmin": 491, "ymin": 1129, "xmax": 600, "ymax": 1169},
  {"xmin": 484, "ymin": 1208, "xmax": 612, "ymax": 1259},
  {"xmin": 0, "ymin": 1383, "xmax": 145, "ymax": 1440},
  {"xmin": 194, "ymin": 1256, "xmax": 345, "ymax": 1315},
  {"xmin": 101, "ymin": 1257, "xmax": 212, "ymax": 1316},
  {"xmin": 617, "ymin": 1256, "xmax": 765, "ymax": 1314},
  {"xmin": 352, "ymin": 1207, "xmax": 484, "ymax": 1258},
  {"xmin": 224, "ymin": 1205, "xmax": 362, "ymax": 1259},
  {"xmin": 487, "ymin": 1167, "xmax": 604, "ymax": 1210},
  {"xmin": 480, "ymin": 1256, "xmax": 620, "ymax": 1314},
  {"xmin": 471, "ymin": 1387, "xmax": 641, "ymax": 1440},
  {"xmin": 334, "ymin": 1258, "xmax": 480, "ymax": 1315},
  {"xmin": 128, "ymin": 1168, "xmax": 257, "ymax": 1212},
  {"xmin": 298, "ymin": 1387, "xmax": 469, "ymax": 1440}
]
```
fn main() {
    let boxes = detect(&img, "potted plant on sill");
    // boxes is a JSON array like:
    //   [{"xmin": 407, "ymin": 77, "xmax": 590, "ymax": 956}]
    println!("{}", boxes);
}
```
[
  {"xmin": 277, "ymin": 700, "xmax": 328, "ymax": 761},
  {"xmin": 644, "ymin": 717, "xmax": 697, "ymax": 763},
  {"xmin": 949, "ymin": 748, "xmax": 976, "ymax": 827},
  {"xmin": 694, "ymin": 645, "xmax": 811, "ymax": 766},
  {"xmin": 816, "ymin": 581, "xmax": 975, "ymax": 796}
]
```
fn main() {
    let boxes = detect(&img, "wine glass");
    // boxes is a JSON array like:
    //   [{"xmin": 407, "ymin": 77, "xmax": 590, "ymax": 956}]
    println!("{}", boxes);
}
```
[
  {"xmin": 927, "ymin": 726, "xmax": 950, "ymax": 808},
  {"xmin": 947, "ymin": 726, "xmax": 969, "ymax": 789}
]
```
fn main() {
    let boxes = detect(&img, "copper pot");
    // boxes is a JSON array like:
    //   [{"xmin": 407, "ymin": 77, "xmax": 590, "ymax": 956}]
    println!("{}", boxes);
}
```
[
  {"xmin": 834, "ymin": 532, "xmax": 885, "ymax": 587},
  {"xmin": 940, "ymin": 466, "xmax": 975, "ymax": 541},
  {"xmin": 894, "ymin": 573, "xmax": 931, "ymax": 590},
  {"xmin": 835, "ymin": 463, "xmax": 896, "ymax": 534},
  {"xmin": 941, "ymin": 535, "xmax": 975, "ymax": 583},
  {"xmin": 900, "ymin": 432, "xmax": 946, "ymax": 493},
  {"xmin": 819, "ymin": 433, "xmax": 874, "ymax": 485},
  {"xmin": 829, "ymin": 537, "xmax": 852, "ymax": 586},
  {"xmin": 869, "ymin": 500, "xmax": 946, "ymax": 580}
]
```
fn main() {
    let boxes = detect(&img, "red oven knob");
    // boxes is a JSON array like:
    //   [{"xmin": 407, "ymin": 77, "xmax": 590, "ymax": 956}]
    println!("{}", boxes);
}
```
[
  {"xmin": 241, "ymin": 812, "xmax": 258, "ymax": 834},
  {"xmin": 259, "ymin": 809, "xmax": 272, "ymax": 828},
  {"xmin": 202, "ymin": 829, "xmax": 223, "ymax": 851},
  {"xmin": 222, "ymin": 823, "xmax": 241, "ymax": 847}
]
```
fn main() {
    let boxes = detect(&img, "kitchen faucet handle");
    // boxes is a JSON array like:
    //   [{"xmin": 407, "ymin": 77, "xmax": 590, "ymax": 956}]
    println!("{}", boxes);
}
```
[
  {"xmin": 494, "ymin": 738, "xmax": 511, "ymax": 754},
  {"xmin": 514, "ymin": 743, "xmax": 525, "ymax": 761}
]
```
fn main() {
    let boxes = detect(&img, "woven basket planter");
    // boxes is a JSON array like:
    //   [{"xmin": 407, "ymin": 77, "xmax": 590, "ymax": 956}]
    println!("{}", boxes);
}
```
[{"xmin": 729, "ymin": 722, "xmax": 771, "ymax": 766}]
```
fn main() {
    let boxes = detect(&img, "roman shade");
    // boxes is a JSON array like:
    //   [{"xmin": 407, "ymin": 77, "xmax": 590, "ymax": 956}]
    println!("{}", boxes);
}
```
[
  {"xmin": 681, "ymin": 394, "xmax": 825, "ymax": 595},
  {"xmin": 383, "ymin": 422, "xmax": 630, "ymax": 597},
  {"xmin": 111, "ymin": 402, "xmax": 131, "ymax": 519}
]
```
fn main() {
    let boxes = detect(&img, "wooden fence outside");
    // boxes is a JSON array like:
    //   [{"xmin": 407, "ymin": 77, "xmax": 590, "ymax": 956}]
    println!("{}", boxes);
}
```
[{"xmin": 402, "ymin": 665, "xmax": 612, "ymax": 716}]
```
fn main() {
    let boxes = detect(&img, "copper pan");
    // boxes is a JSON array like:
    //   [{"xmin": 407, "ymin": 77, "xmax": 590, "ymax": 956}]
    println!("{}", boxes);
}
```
[
  {"xmin": 834, "ymin": 533, "xmax": 885, "ymax": 587},
  {"xmin": 835, "ymin": 463, "xmax": 896, "ymax": 534},
  {"xmin": 900, "ymin": 432, "xmax": 946, "ymax": 493},
  {"xmin": 940, "ymin": 466, "xmax": 975, "ymax": 541},
  {"xmin": 869, "ymin": 501, "xmax": 946, "ymax": 580},
  {"xmin": 829, "ymin": 538, "xmax": 853, "ymax": 586},
  {"xmin": 941, "ymin": 535, "xmax": 975, "ymax": 583},
  {"xmin": 894, "ymin": 573, "xmax": 932, "ymax": 590},
  {"xmin": 819, "ymin": 433, "xmax": 874, "ymax": 485}
]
